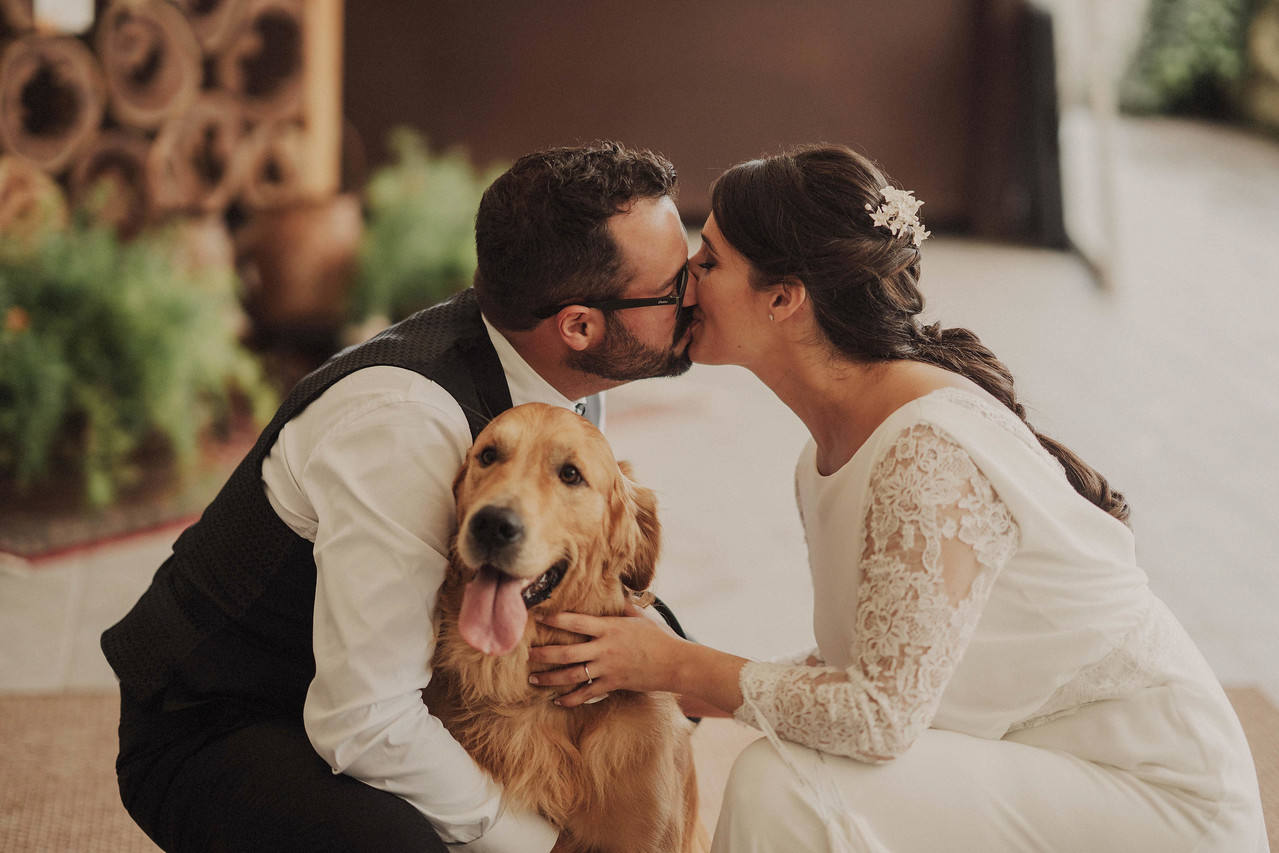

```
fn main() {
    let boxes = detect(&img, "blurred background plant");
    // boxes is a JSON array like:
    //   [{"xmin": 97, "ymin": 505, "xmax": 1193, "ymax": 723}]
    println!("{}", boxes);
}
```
[
  {"xmin": 1121, "ymin": 0, "xmax": 1261, "ymax": 117},
  {"xmin": 347, "ymin": 129, "xmax": 505, "ymax": 337},
  {"xmin": 0, "ymin": 207, "xmax": 276, "ymax": 508}
]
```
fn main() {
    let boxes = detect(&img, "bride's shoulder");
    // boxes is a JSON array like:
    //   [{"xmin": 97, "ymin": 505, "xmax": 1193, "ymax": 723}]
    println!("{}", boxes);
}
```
[
  {"xmin": 873, "ymin": 362, "xmax": 989, "ymax": 417},
  {"xmin": 914, "ymin": 385, "xmax": 1016, "ymax": 424},
  {"xmin": 908, "ymin": 386, "xmax": 1059, "ymax": 474},
  {"xmin": 870, "ymin": 376, "xmax": 1035, "ymax": 461}
]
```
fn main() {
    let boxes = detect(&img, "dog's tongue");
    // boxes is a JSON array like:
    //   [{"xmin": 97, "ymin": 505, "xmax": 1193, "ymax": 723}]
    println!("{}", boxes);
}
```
[{"xmin": 459, "ymin": 567, "xmax": 528, "ymax": 655}]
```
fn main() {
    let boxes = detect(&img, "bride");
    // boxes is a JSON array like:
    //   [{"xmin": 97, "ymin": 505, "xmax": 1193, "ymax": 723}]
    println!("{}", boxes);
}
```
[{"xmin": 527, "ymin": 145, "xmax": 1268, "ymax": 851}]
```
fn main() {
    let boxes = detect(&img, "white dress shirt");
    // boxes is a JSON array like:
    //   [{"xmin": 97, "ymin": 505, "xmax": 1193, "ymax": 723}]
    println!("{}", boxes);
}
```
[{"xmin": 262, "ymin": 317, "xmax": 598, "ymax": 851}]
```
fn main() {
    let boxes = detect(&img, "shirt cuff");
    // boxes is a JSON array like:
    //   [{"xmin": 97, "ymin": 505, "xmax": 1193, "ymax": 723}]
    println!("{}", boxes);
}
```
[{"xmin": 447, "ymin": 801, "xmax": 558, "ymax": 853}]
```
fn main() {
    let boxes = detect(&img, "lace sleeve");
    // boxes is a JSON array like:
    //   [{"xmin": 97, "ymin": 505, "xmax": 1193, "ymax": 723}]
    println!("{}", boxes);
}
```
[
  {"xmin": 768, "ymin": 647, "xmax": 826, "ymax": 666},
  {"xmin": 734, "ymin": 423, "xmax": 1020, "ymax": 762}
]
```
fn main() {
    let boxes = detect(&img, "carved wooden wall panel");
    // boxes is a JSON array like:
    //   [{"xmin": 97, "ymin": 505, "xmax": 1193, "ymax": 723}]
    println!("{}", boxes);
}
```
[{"xmin": 0, "ymin": 0, "xmax": 341, "ymax": 239}]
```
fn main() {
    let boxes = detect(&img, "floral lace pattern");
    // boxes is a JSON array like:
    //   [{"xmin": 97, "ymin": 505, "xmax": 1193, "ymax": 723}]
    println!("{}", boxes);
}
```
[
  {"xmin": 1009, "ymin": 597, "xmax": 1185, "ymax": 732},
  {"xmin": 767, "ymin": 647, "xmax": 826, "ymax": 667},
  {"xmin": 736, "ymin": 423, "xmax": 1020, "ymax": 761}
]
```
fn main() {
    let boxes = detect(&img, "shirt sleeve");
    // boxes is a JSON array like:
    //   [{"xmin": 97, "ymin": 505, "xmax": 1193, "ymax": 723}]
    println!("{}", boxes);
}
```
[
  {"xmin": 294, "ymin": 387, "xmax": 557, "ymax": 851},
  {"xmin": 734, "ymin": 422, "xmax": 1020, "ymax": 762}
]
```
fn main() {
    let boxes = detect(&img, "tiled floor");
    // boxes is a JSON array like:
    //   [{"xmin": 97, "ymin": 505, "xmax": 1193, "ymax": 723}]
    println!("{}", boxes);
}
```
[{"xmin": 2, "ymin": 115, "xmax": 1277, "ymax": 705}]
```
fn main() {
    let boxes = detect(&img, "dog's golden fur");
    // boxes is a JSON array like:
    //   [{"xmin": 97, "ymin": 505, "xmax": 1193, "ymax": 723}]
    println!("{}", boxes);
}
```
[{"xmin": 425, "ymin": 403, "xmax": 706, "ymax": 853}]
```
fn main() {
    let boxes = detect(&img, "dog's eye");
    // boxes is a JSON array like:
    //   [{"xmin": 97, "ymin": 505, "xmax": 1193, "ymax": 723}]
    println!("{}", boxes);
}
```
[
  {"xmin": 477, "ymin": 446, "xmax": 498, "ymax": 466},
  {"xmin": 558, "ymin": 463, "xmax": 584, "ymax": 486}
]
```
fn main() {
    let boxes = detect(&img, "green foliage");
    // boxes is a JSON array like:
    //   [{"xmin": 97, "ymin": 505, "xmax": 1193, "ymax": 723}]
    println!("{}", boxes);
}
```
[
  {"xmin": 351, "ymin": 129, "xmax": 506, "ymax": 324},
  {"xmin": 1122, "ymin": 0, "xmax": 1260, "ymax": 117},
  {"xmin": 0, "ymin": 216, "xmax": 276, "ymax": 507}
]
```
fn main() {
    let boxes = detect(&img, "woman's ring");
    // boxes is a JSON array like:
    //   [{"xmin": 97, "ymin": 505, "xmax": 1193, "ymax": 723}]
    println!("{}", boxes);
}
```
[{"xmin": 583, "ymin": 664, "xmax": 592, "ymax": 685}]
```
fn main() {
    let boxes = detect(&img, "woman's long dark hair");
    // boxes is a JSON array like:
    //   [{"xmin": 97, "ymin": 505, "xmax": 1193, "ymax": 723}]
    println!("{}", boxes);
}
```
[{"xmin": 711, "ymin": 144, "xmax": 1130, "ymax": 524}]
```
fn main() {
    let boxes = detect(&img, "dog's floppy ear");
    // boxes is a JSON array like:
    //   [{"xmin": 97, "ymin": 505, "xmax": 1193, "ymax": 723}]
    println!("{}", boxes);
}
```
[
  {"xmin": 614, "ymin": 460, "xmax": 660, "ymax": 592},
  {"xmin": 451, "ymin": 451, "xmax": 470, "ymax": 499},
  {"xmin": 451, "ymin": 447, "xmax": 477, "ymax": 519}
]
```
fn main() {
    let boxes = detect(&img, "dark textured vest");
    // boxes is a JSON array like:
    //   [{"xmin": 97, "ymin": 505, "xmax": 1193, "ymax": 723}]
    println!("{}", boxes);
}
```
[{"xmin": 101, "ymin": 289, "xmax": 512, "ymax": 712}]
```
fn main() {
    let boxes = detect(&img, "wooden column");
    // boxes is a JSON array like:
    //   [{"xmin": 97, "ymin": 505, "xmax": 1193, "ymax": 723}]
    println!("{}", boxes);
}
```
[{"xmin": 300, "ymin": 0, "xmax": 341, "ymax": 198}]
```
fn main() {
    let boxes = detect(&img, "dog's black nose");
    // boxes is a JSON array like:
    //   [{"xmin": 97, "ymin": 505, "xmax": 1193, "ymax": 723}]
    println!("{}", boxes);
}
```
[{"xmin": 468, "ymin": 506, "xmax": 524, "ymax": 551}]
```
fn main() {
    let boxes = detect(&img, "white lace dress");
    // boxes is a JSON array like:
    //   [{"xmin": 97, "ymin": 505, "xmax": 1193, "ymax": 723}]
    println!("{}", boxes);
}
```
[{"xmin": 718, "ymin": 388, "xmax": 1267, "ymax": 853}]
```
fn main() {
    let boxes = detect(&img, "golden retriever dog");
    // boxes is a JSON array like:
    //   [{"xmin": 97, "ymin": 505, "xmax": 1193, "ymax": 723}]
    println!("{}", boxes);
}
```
[{"xmin": 424, "ymin": 402, "xmax": 707, "ymax": 853}]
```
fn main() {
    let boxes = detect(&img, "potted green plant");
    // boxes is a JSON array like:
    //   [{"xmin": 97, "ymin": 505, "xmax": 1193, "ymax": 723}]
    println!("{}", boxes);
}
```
[
  {"xmin": 1122, "ymin": 0, "xmax": 1257, "ymax": 117},
  {"xmin": 0, "ymin": 213, "xmax": 276, "ymax": 509},
  {"xmin": 345, "ymin": 129, "xmax": 506, "ymax": 343}
]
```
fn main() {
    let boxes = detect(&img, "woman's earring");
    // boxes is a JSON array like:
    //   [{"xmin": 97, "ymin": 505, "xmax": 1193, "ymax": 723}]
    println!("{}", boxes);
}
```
[{"xmin": 769, "ymin": 313, "xmax": 775, "ymax": 322}]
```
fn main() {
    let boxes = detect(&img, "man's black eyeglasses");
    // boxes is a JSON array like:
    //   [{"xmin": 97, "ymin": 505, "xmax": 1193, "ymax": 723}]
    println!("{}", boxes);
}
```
[{"xmin": 533, "ymin": 265, "xmax": 688, "ymax": 320}]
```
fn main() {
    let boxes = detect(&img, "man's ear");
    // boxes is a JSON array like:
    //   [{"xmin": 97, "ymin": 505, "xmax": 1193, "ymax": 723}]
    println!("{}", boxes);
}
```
[
  {"xmin": 613, "ymin": 461, "xmax": 660, "ymax": 592},
  {"xmin": 554, "ymin": 306, "xmax": 607, "ymax": 353}
]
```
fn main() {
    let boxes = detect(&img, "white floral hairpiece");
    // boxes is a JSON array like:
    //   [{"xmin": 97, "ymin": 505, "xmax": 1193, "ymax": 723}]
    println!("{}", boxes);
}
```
[{"xmin": 865, "ymin": 186, "xmax": 931, "ymax": 247}]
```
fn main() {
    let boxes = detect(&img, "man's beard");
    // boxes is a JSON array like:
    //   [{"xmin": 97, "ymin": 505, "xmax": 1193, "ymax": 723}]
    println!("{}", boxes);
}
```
[{"xmin": 568, "ymin": 308, "xmax": 694, "ymax": 381}]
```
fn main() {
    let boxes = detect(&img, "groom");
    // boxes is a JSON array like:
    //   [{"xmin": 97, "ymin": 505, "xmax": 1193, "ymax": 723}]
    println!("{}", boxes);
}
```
[{"xmin": 102, "ymin": 141, "xmax": 695, "ymax": 853}]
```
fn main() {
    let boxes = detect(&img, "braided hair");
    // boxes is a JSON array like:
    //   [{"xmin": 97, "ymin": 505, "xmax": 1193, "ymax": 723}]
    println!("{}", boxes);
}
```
[{"xmin": 711, "ymin": 144, "xmax": 1129, "ymax": 523}]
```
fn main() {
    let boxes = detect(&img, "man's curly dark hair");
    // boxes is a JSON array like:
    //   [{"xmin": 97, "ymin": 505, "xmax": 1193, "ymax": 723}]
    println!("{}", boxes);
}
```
[{"xmin": 473, "ymin": 141, "xmax": 678, "ymax": 330}]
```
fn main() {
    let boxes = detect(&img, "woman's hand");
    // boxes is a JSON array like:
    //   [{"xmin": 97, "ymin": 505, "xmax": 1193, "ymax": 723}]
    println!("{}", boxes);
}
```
[
  {"xmin": 528, "ymin": 602, "xmax": 687, "ymax": 707},
  {"xmin": 529, "ymin": 602, "xmax": 750, "ymax": 713}
]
